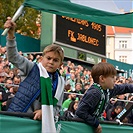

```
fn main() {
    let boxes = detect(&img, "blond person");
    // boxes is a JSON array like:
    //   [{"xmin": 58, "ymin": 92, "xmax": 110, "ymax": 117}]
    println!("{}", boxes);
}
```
[{"xmin": 4, "ymin": 17, "xmax": 65, "ymax": 133}]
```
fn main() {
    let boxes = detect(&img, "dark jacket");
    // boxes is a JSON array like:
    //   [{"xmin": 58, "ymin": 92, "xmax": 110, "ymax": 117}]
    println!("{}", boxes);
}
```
[
  {"xmin": 0, "ymin": 85, "xmax": 11, "ymax": 111},
  {"xmin": 75, "ymin": 84, "xmax": 133, "ymax": 128},
  {"xmin": 0, "ymin": 85, "xmax": 11, "ymax": 102},
  {"xmin": 7, "ymin": 64, "xmax": 41, "ymax": 112}
]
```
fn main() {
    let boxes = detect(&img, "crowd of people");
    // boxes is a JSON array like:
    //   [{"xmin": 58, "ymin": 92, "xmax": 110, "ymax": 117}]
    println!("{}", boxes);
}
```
[
  {"xmin": 1, "ymin": 18, "xmax": 133, "ymax": 133},
  {"xmin": 1, "ymin": 44, "xmax": 133, "ymax": 124}
]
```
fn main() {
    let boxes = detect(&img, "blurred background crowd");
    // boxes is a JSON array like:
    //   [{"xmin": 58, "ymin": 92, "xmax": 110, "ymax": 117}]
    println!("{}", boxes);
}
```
[{"xmin": 0, "ymin": 45, "xmax": 133, "ymax": 124}]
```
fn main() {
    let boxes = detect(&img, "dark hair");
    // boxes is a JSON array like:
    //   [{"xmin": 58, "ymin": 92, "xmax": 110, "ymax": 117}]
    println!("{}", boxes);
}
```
[
  {"xmin": 91, "ymin": 62, "xmax": 117, "ymax": 83},
  {"xmin": 128, "ymin": 94, "xmax": 133, "ymax": 100},
  {"xmin": 68, "ymin": 101, "xmax": 78, "ymax": 114},
  {"xmin": 13, "ymin": 75, "xmax": 21, "ymax": 83}
]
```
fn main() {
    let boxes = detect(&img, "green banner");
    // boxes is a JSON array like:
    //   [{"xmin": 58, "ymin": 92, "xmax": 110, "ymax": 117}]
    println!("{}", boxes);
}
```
[
  {"xmin": 0, "ymin": 114, "xmax": 133, "ymax": 133},
  {"xmin": 23, "ymin": 0, "xmax": 133, "ymax": 28},
  {"xmin": 56, "ymin": 121, "xmax": 133, "ymax": 133},
  {"xmin": 0, "ymin": 114, "xmax": 41, "ymax": 133}
]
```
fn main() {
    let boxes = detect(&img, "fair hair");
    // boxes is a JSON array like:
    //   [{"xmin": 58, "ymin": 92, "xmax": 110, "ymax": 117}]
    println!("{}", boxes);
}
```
[{"xmin": 42, "ymin": 44, "xmax": 64, "ymax": 62}]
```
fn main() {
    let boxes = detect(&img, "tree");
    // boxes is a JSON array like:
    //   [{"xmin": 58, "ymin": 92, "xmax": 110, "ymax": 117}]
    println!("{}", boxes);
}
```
[{"xmin": 0, "ymin": 0, "xmax": 41, "ymax": 39}]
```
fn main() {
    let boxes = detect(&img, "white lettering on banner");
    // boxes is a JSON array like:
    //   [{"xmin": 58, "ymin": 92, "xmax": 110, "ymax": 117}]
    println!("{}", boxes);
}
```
[
  {"xmin": 86, "ymin": 56, "xmax": 95, "ymax": 64},
  {"xmin": 56, "ymin": 124, "xmax": 61, "ymax": 133},
  {"xmin": 98, "ymin": 58, "xmax": 102, "ymax": 63}
]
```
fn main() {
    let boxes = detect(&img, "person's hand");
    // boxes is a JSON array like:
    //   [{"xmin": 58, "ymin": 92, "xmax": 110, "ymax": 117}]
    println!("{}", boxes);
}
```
[
  {"xmin": 122, "ymin": 117, "xmax": 128, "ymax": 123},
  {"xmin": 0, "ymin": 92, "xmax": 2, "ymax": 100},
  {"xmin": 2, "ymin": 101, "xmax": 7, "ymax": 106},
  {"xmin": 110, "ymin": 97, "xmax": 117, "ymax": 104},
  {"xmin": 33, "ymin": 109, "xmax": 42, "ymax": 120},
  {"xmin": 9, "ymin": 87, "xmax": 14, "ymax": 93},
  {"xmin": 95, "ymin": 124, "xmax": 102, "ymax": 133},
  {"xmin": 4, "ymin": 17, "xmax": 16, "ymax": 39},
  {"xmin": 0, "ymin": 45, "xmax": 2, "ymax": 54}
]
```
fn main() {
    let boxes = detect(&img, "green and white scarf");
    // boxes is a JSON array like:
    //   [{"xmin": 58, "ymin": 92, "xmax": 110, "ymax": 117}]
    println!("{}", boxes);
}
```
[
  {"xmin": 93, "ymin": 83, "xmax": 110, "ymax": 118},
  {"xmin": 38, "ymin": 63, "xmax": 64, "ymax": 133}
]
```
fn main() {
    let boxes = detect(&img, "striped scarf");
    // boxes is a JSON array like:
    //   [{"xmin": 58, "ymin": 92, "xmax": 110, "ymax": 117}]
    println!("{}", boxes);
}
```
[{"xmin": 38, "ymin": 63, "xmax": 64, "ymax": 133}]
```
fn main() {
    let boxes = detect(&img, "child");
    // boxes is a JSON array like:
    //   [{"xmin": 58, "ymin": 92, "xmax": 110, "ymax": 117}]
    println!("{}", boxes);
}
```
[
  {"xmin": 4, "ymin": 17, "xmax": 65, "ymax": 133},
  {"xmin": 62, "ymin": 100, "xmax": 79, "ymax": 120},
  {"xmin": 106, "ymin": 105, "xmax": 123, "ymax": 121},
  {"xmin": 75, "ymin": 62, "xmax": 133, "ymax": 133}
]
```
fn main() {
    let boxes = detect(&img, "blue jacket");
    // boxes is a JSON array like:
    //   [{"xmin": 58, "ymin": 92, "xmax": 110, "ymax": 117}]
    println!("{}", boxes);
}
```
[{"xmin": 8, "ymin": 64, "xmax": 41, "ymax": 112}]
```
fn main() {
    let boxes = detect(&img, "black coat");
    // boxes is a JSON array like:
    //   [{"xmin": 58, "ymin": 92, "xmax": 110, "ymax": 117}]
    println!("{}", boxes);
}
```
[{"xmin": 75, "ymin": 84, "xmax": 133, "ymax": 128}]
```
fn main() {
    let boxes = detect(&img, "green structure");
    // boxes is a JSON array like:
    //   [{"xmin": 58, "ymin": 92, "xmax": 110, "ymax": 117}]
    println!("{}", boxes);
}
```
[
  {"xmin": 0, "ymin": 114, "xmax": 133, "ymax": 133},
  {"xmin": 41, "ymin": 12, "xmax": 106, "ymax": 69},
  {"xmin": 0, "ymin": 29, "xmax": 40, "ymax": 52},
  {"xmin": 41, "ymin": 12, "xmax": 133, "ymax": 75},
  {"xmin": 107, "ymin": 58, "xmax": 133, "ymax": 78}
]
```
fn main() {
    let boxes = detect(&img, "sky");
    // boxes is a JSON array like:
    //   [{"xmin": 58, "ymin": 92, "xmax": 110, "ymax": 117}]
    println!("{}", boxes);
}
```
[
  {"xmin": 71, "ymin": 0, "xmax": 132, "ymax": 13},
  {"xmin": 114, "ymin": 0, "xmax": 132, "ymax": 12}
]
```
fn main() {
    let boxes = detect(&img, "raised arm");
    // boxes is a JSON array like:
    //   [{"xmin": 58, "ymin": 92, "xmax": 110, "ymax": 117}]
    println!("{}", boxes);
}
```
[{"xmin": 4, "ymin": 17, "xmax": 34, "ymax": 75}]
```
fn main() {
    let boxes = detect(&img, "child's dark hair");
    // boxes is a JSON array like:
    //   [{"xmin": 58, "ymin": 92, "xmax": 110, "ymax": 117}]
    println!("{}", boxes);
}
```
[
  {"xmin": 91, "ymin": 62, "xmax": 117, "ymax": 83},
  {"xmin": 68, "ymin": 101, "xmax": 78, "ymax": 114}
]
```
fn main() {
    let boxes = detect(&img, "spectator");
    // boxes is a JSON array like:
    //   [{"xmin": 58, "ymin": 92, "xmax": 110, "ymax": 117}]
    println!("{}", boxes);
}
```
[
  {"xmin": 62, "ymin": 100, "xmax": 79, "ymax": 120},
  {"xmin": 6, "ymin": 76, "xmax": 21, "ymax": 110},
  {"xmin": 106, "ymin": 94, "xmax": 126, "ymax": 114},
  {"xmin": 62, "ymin": 93, "xmax": 77, "ymax": 111},
  {"xmin": 27, "ymin": 54, "xmax": 34, "ymax": 62},
  {"xmin": 36, "ymin": 55, "xmax": 42, "ymax": 63},
  {"xmin": 3, "ymin": 65, "xmax": 10, "ymax": 76},
  {"xmin": 66, "ymin": 73, "xmax": 76, "ymax": 91},
  {"xmin": 0, "ymin": 72, "xmax": 7, "ymax": 83},
  {"xmin": 72, "ymin": 83, "xmax": 83, "ymax": 101},
  {"xmin": 106, "ymin": 105, "xmax": 123, "ymax": 121},
  {"xmin": 75, "ymin": 73, "xmax": 83, "ymax": 86},
  {"xmin": 13, "ymin": 75, "xmax": 21, "ymax": 85},
  {"xmin": 124, "ymin": 94, "xmax": 133, "ymax": 124},
  {"xmin": 8, "ymin": 70, "xmax": 14, "ymax": 79},
  {"xmin": 12, "ymin": 75, "xmax": 21, "ymax": 94},
  {"xmin": 0, "ymin": 77, "xmax": 12, "ymax": 111},
  {"xmin": 4, "ymin": 78, "xmax": 13, "ymax": 92},
  {"xmin": 0, "ymin": 60, "xmax": 5, "ymax": 73},
  {"xmin": 4, "ymin": 17, "xmax": 65, "ymax": 133},
  {"xmin": 81, "ymin": 83, "xmax": 91, "ymax": 94},
  {"xmin": 114, "ymin": 94, "xmax": 126, "ymax": 108},
  {"xmin": 75, "ymin": 62, "xmax": 133, "ymax": 133}
]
